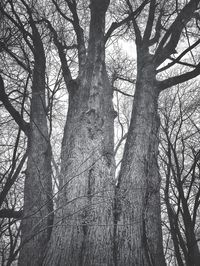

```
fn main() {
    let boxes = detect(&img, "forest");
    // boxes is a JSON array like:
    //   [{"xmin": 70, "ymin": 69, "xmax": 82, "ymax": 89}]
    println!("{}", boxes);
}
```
[{"xmin": 1, "ymin": 0, "xmax": 200, "ymax": 265}]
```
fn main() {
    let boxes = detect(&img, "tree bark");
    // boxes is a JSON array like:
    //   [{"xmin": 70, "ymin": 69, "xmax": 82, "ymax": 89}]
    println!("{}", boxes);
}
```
[
  {"xmin": 115, "ymin": 53, "xmax": 166, "ymax": 266},
  {"xmin": 18, "ymin": 28, "xmax": 53, "ymax": 266},
  {"xmin": 43, "ymin": 1, "xmax": 116, "ymax": 265}
]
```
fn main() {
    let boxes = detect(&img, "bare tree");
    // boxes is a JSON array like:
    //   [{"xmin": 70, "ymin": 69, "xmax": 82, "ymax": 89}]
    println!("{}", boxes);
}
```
[
  {"xmin": 160, "ymin": 84, "xmax": 200, "ymax": 266},
  {"xmin": 112, "ymin": 0, "xmax": 200, "ymax": 265},
  {"xmin": 0, "ymin": 1, "xmax": 53, "ymax": 265}
]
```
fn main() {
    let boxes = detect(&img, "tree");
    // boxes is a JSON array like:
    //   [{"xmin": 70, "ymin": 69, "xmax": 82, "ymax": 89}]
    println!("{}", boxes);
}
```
[
  {"xmin": 113, "ymin": 0, "xmax": 200, "ymax": 265},
  {"xmin": 159, "ymin": 84, "xmax": 200, "ymax": 266},
  {"xmin": 43, "ymin": 0, "xmax": 117, "ymax": 264},
  {"xmin": 0, "ymin": 1, "xmax": 53, "ymax": 265},
  {"xmin": 1, "ymin": 0, "xmax": 200, "ymax": 265}
]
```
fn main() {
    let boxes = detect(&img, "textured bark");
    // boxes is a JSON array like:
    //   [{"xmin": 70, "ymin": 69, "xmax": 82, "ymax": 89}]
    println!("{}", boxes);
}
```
[
  {"xmin": 44, "ymin": 68, "xmax": 115, "ymax": 266},
  {"xmin": 115, "ymin": 54, "xmax": 166, "ymax": 266},
  {"xmin": 18, "ymin": 27, "xmax": 53, "ymax": 266},
  {"xmin": 43, "ymin": 1, "xmax": 115, "ymax": 265}
]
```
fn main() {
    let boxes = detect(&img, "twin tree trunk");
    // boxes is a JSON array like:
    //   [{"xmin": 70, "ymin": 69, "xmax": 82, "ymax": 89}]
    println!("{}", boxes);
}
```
[{"xmin": 44, "ymin": 30, "xmax": 165, "ymax": 266}]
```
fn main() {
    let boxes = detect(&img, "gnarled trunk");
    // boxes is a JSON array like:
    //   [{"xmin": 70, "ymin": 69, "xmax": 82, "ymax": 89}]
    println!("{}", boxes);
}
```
[
  {"xmin": 115, "ymin": 58, "xmax": 166, "ymax": 266},
  {"xmin": 18, "ymin": 31, "xmax": 53, "ymax": 266},
  {"xmin": 43, "ymin": 1, "xmax": 116, "ymax": 265}
]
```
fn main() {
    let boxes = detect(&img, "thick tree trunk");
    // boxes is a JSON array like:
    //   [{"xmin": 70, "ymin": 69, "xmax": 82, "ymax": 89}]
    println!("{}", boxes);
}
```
[
  {"xmin": 43, "ymin": 1, "xmax": 116, "ymax": 265},
  {"xmin": 115, "ymin": 58, "xmax": 166, "ymax": 266},
  {"xmin": 43, "ymin": 65, "xmax": 115, "ymax": 266},
  {"xmin": 18, "ymin": 37, "xmax": 53, "ymax": 266}
]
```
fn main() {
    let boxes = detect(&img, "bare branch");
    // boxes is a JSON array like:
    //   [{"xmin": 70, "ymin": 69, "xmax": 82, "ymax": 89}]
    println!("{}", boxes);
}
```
[
  {"xmin": 114, "ymin": 133, "xmax": 128, "ymax": 155},
  {"xmin": 105, "ymin": 0, "xmax": 149, "ymax": 43},
  {"xmin": 154, "ymin": 0, "xmax": 200, "ymax": 66},
  {"xmin": 64, "ymin": 0, "xmax": 86, "ymax": 69},
  {"xmin": 52, "ymin": 0, "xmax": 74, "ymax": 24},
  {"xmin": 43, "ymin": 18, "xmax": 72, "ymax": 87},
  {"xmin": 113, "ymin": 87, "xmax": 134, "ymax": 98},
  {"xmin": 143, "ymin": 0, "xmax": 157, "ymax": 43},
  {"xmin": 158, "ymin": 63, "xmax": 200, "ymax": 91},
  {"xmin": 148, "ymin": 8, "xmax": 163, "ymax": 46},
  {"xmin": 0, "ymin": 151, "xmax": 28, "ymax": 208},
  {"xmin": 0, "ymin": 75, "xmax": 30, "ymax": 136},
  {"xmin": 0, "ymin": 1, "xmax": 34, "ymax": 53},
  {"xmin": 0, "ymin": 209, "xmax": 23, "ymax": 219},
  {"xmin": 157, "ymin": 38, "xmax": 200, "ymax": 73}
]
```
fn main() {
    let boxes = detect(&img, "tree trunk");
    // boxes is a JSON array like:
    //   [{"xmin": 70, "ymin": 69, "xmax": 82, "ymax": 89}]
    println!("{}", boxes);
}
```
[
  {"xmin": 115, "ymin": 56, "xmax": 166, "ymax": 266},
  {"xmin": 18, "ymin": 35, "xmax": 53, "ymax": 266},
  {"xmin": 187, "ymin": 231, "xmax": 200, "ymax": 266},
  {"xmin": 175, "ymin": 179, "xmax": 200, "ymax": 265},
  {"xmin": 43, "ymin": 1, "xmax": 116, "ymax": 265},
  {"xmin": 184, "ymin": 214, "xmax": 200, "ymax": 266},
  {"xmin": 43, "ymin": 66, "xmax": 115, "ymax": 266},
  {"xmin": 165, "ymin": 201, "xmax": 185, "ymax": 266}
]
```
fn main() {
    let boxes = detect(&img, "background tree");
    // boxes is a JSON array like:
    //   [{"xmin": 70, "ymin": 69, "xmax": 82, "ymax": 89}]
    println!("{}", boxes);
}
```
[
  {"xmin": 159, "ymin": 83, "xmax": 200, "ymax": 266},
  {"xmin": 0, "ymin": 1, "xmax": 54, "ymax": 265}
]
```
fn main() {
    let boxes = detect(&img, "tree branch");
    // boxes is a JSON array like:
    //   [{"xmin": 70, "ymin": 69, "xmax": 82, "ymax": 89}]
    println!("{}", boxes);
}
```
[
  {"xmin": 0, "ymin": 75, "xmax": 30, "ymax": 136},
  {"xmin": 105, "ymin": 0, "xmax": 149, "ymax": 42},
  {"xmin": 114, "ymin": 87, "xmax": 134, "ymax": 97},
  {"xmin": 53, "ymin": 0, "xmax": 86, "ymax": 69},
  {"xmin": 0, "ymin": 209, "xmax": 23, "ymax": 219},
  {"xmin": 126, "ymin": 0, "xmax": 143, "ymax": 46},
  {"xmin": 0, "ymin": 1, "xmax": 34, "ymax": 53},
  {"xmin": 157, "ymin": 38, "xmax": 200, "ymax": 73},
  {"xmin": 148, "ymin": 8, "xmax": 163, "ymax": 46},
  {"xmin": 158, "ymin": 63, "xmax": 200, "ymax": 91},
  {"xmin": 143, "ymin": 0, "xmax": 156, "ymax": 43},
  {"xmin": 0, "ymin": 151, "xmax": 28, "ymax": 208},
  {"xmin": 114, "ymin": 133, "xmax": 128, "ymax": 155},
  {"xmin": 52, "ymin": 0, "xmax": 74, "ymax": 24},
  {"xmin": 43, "ymin": 18, "xmax": 72, "ymax": 87},
  {"xmin": 1, "ymin": 45, "xmax": 30, "ymax": 73},
  {"xmin": 154, "ymin": 0, "xmax": 200, "ymax": 66}
]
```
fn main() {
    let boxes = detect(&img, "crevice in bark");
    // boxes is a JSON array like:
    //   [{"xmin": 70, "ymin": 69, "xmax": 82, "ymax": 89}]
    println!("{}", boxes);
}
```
[{"xmin": 88, "ymin": 168, "xmax": 95, "ymax": 200}]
